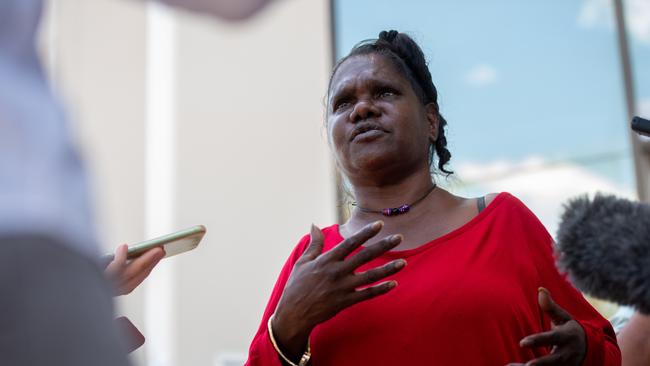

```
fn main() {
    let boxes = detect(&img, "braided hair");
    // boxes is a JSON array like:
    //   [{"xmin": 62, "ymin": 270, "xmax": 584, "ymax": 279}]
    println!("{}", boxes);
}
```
[{"xmin": 328, "ymin": 30, "xmax": 453, "ymax": 175}]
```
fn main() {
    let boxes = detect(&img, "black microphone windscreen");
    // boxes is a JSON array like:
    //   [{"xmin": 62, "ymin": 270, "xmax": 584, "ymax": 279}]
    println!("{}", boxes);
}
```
[{"xmin": 556, "ymin": 193, "xmax": 650, "ymax": 314}]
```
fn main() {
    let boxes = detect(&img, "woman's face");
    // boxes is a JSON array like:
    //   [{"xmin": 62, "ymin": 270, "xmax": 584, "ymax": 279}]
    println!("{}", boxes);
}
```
[{"xmin": 327, "ymin": 54, "xmax": 438, "ymax": 182}]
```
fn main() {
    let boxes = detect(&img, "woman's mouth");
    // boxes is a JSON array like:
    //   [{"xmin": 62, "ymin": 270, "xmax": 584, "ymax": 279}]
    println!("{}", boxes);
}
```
[
  {"xmin": 352, "ymin": 129, "xmax": 386, "ymax": 142},
  {"xmin": 350, "ymin": 123, "xmax": 387, "ymax": 142}
]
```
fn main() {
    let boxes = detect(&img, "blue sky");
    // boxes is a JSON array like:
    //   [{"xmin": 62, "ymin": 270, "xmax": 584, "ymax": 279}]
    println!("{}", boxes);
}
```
[{"xmin": 333, "ymin": 0, "xmax": 649, "ymax": 193}]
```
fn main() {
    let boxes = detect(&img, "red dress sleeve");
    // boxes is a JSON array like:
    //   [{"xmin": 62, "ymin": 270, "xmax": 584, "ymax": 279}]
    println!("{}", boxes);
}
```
[
  {"xmin": 245, "ymin": 235, "xmax": 311, "ymax": 366},
  {"xmin": 515, "ymin": 199, "xmax": 621, "ymax": 366}
]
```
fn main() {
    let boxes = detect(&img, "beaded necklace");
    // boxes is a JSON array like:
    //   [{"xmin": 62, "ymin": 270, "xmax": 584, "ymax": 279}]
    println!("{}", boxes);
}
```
[{"xmin": 352, "ymin": 184, "xmax": 437, "ymax": 216}]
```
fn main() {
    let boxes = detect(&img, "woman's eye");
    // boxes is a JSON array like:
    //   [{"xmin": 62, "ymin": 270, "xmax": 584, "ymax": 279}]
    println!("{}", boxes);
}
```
[
  {"xmin": 378, "ymin": 90, "xmax": 396, "ymax": 98},
  {"xmin": 334, "ymin": 101, "xmax": 351, "ymax": 112}
]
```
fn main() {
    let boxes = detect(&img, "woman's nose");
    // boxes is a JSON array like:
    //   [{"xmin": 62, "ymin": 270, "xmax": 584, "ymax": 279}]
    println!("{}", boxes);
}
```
[{"xmin": 349, "ymin": 100, "xmax": 380, "ymax": 123}]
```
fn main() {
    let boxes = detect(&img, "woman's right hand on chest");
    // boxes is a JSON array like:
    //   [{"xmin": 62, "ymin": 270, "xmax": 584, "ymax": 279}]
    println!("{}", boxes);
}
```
[{"xmin": 271, "ymin": 221, "xmax": 406, "ymax": 360}]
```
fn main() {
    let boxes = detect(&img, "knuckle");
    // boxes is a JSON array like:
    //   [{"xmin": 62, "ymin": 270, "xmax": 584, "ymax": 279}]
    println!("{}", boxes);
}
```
[
  {"xmin": 370, "ymin": 243, "xmax": 389, "ymax": 255},
  {"xmin": 526, "ymin": 337, "xmax": 539, "ymax": 347},
  {"xmin": 310, "ymin": 263, "xmax": 327, "ymax": 277},
  {"xmin": 302, "ymin": 259, "xmax": 317, "ymax": 269},
  {"xmin": 302, "ymin": 262, "xmax": 323, "ymax": 279},
  {"xmin": 359, "ymin": 245, "xmax": 384, "ymax": 260},
  {"xmin": 357, "ymin": 226, "xmax": 377, "ymax": 241},
  {"xmin": 352, "ymin": 251, "xmax": 370, "ymax": 264},
  {"xmin": 356, "ymin": 289, "xmax": 373, "ymax": 302},
  {"xmin": 335, "ymin": 241, "xmax": 354, "ymax": 255},
  {"xmin": 361, "ymin": 225, "xmax": 375, "ymax": 235},
  {"xmin": 336, "ymin": 238, "xmax": 349, "ymax": 249},
  {"xmin": 370, "ymin": 284, "xmax": 386, "ymax": 295},
  {"xmin": 312, "ymin": 255, "xmax": 327, "ymax": 267},
  {"xmin": 364, "ymin": 270, "xmax": 380, "ymax": 283},
  {"xmin": 380, "ymin": 237, "xmax": 396, "ymax": 249},
  {"xmin": 361, "ymin": 290, "xmax": 376, "ymax": 301},
  {"xmin": 373, "ymin": 284, "xmax": 385, "ymax": 293},
  {"xmin": 379, "ymin": 264, "xmax": 396, "ymax": 277},
  {"xmin": 350, "ymin": 230, "xmax": 367, "ymax": 243}
]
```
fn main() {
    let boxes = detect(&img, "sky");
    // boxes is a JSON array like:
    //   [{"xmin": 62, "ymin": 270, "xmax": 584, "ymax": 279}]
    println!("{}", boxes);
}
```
[{"xmin": 333, "ymin": 0, "xmax": 650, "ymax": 232}]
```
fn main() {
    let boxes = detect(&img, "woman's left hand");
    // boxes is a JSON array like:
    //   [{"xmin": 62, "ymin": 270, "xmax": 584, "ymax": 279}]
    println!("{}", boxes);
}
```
[
  {"xmin": 507, "ymin": 287, "xmax": 586, "ymax": 366},
  {"xmin": 104, "ymin": 244, "xmax": 165, "ymax": 296}
]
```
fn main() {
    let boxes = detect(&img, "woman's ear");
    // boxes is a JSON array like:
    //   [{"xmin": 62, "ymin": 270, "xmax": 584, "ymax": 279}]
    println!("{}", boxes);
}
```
[{"xmin": 425, "ymin": 103, "xmax": 439, "ymax": 142}]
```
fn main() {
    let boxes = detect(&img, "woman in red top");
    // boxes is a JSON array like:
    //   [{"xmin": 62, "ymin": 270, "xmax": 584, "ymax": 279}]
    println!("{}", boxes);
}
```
[{"xmin": 246, "ymin": 30, "xmax": 620, "ymax": 366}]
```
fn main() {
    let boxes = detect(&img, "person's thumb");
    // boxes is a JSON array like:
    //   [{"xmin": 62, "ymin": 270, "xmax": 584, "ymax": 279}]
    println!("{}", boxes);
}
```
[
  {"xmin": 538, "ymin": 287, "xmax": 572, "ymax": 325},
  {"xmin": 300, "ymin": 224, "xmax": 324, "ymax": 261}
]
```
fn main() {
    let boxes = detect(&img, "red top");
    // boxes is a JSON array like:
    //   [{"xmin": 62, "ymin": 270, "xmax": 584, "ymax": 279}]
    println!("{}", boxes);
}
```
[{"xmin": 246, "ymin": 193, "xmax": 620, "ymax": 365}]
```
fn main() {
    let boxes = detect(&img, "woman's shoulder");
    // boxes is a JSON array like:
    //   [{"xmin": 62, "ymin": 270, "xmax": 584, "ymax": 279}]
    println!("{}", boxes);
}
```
[
  {"xmin": 489, "ymin": 192, "xmax": 551, "ymax": 238},
  {"xmin": 484, "ymin": 192, "xmax": 528, "ymax": 211},
  {"xmin": 495, "ymin": 192, "xmax": 538, "ymax": 215},
  {"xmin": 471, "ymin": 191, "xmax": 511, "ymax": 213},
  {"xmin": 477, "ymin": 192, "xmax": 547, "ymax": 231}
]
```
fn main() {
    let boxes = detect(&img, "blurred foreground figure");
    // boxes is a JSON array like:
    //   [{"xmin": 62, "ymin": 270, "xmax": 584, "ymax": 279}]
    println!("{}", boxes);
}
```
[
  {"xmin": 160, "ymin": 0, "xmax": 271, "ymax": 19},
  {"xmin": 0, "ymin": 0, "xmax": 269, "ymax": 365},
  {"xmin": 555, "ymin": 194, "xmax": 650, "ymax": 366}
]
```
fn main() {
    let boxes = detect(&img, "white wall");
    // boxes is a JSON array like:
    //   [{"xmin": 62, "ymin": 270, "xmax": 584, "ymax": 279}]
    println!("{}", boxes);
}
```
[
  {"xmin": 172, "ymin": 1, "xmax": 335, "ymax": 364},
  {"xmin": 42, "ymin": 0, "xmax": 335, "ymax": 364}
]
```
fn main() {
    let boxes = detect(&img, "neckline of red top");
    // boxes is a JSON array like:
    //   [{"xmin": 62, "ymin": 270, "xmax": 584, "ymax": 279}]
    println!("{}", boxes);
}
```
[{"xmin": 333, "ymin": 192, "xmax": 511, "ymax": 259}]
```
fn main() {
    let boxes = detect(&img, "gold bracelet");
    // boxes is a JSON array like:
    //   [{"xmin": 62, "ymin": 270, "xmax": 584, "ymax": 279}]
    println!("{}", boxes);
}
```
[{"xmin": 267, "ymin": 313, "xmax": 311, "ymax": 366}]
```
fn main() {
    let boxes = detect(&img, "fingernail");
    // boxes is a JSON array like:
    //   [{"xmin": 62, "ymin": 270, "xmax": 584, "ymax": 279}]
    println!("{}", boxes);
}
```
[
  {"xmin": 388, "ymin": 280, "xmax": 398, "ymax": 288},
  {"xmin": 519, "ymin": 338, "xmax": 530, "ymax": 347},
  {"xmin": 371, "ymin": 220, "xmax": 383, "ymax": 230},
  {"xmin": 390, "ymin": 234, "xmax": 403, "ymax": 243},
  {"xmin": 394, "ymin": 259, "xmax": 406, "ymax": 269}
]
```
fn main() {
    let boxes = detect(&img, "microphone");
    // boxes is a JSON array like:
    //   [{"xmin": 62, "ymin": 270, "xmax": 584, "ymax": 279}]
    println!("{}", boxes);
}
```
[{"xmin": 556, "ymin": 193, "xmax": 650, "ymax": 314}]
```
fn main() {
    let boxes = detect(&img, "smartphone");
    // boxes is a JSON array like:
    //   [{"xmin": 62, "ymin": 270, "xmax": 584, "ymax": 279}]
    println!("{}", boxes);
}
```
[
  {"xmin": 632, "ymin": 116, "xmax": 650, "ymax": 137},
  {"xmin": 114, "ymin": 316, "xmax": 145, "ymax": 353},
  {"xmin": 103, "ymin": 225, "xmax": 206, "ymax": 265}
]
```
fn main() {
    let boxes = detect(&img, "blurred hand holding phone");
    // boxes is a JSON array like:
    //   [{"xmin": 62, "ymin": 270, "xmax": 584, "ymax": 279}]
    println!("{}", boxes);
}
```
[
  {"xmin": 105, "ymin": 226, "xmax": 207, "ymax": 353},
  {"xmin": 104, "ymin": 225, "xmax": 206, "ymax": 296}
]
